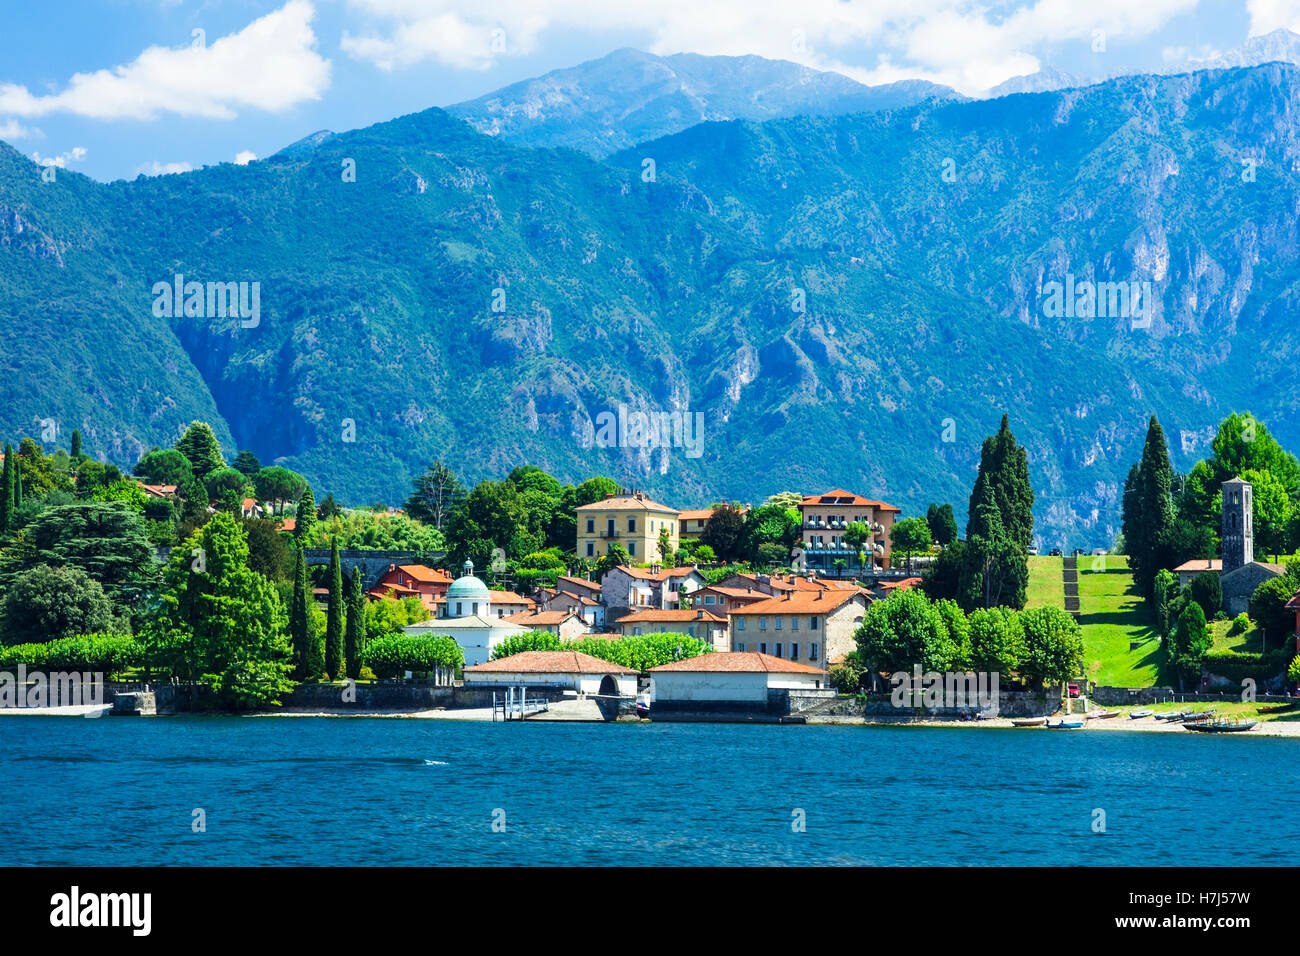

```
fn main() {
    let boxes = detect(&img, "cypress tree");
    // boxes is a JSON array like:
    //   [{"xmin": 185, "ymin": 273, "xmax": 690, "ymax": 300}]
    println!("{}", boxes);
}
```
[
  {"xmin": 1127, "ymin": 415, "xmax": 1176, "ymax": 597},
  {"xmin": 290, "ymin": 549, "xmax": 311, "ymax": 681},
  {"xmin": 70, "ymin": 429, "xmax": 82, "ymax": 460},
  {"xmin": 345, "ymin": 566, "xmax": 364, "ymax": 680},
  {"xmin": 325, "ymin": 540, "xmax": 345, "ymax": 680},
  {"xmin": 0, "ymin": 443, "xmax": 13, "ymax": 532},
  {"xmin": 966, "ymin": 414, "xmax": 1034, "ymax": 552},
  {"xmin": 13, "ymin": 453, "xmax": 22, "ymax": 510},
  {"xmin": 294, "ymin": 487, "xmax": 317, "ymax": 542}
]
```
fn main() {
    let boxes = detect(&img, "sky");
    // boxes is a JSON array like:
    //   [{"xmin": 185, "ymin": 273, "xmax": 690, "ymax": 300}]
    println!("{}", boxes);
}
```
[{"xmin": 0, "ymin": 0, "xmax": 1290, "ymax": 181}]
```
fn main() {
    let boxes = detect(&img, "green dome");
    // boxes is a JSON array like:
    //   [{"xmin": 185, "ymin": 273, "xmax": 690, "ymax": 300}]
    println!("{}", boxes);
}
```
[{"xmin": 446, "ymin": 560, "xmax": 490, "ymax": 603}]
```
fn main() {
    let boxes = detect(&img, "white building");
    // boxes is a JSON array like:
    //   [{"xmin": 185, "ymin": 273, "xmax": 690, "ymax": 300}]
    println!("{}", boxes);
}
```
[
  {"xmin": 403, "ymin": 615, "xmax": 531, "ymax": 668},
  {"xmin": 647, "ymin": 652, "xmax": 830, "ymax": 713},
  {"xmin": 461, "ymin": 651, "xmax": 639, "ymax": 697}
]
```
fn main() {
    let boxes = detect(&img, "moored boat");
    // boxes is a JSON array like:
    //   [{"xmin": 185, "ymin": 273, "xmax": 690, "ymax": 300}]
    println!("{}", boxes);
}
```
[
  {"xmin": 1155, "ymin": 711, "xmax": 1188, "ymax": 721},
  {"xmin": 1086, "ymin": 709, "xmax": 1117, "ymax": 719},
  {"xmin": 1048, "ymin": 719, "xmax": 1085, "ymax": 729},
  {"xmin": 1129, "ymin": 709, "xmax": 1154, "ymax": 719},
  {"xmin": 1185, "ymin": 719, "xmax": 1257, "ymax": 733},
  {"xmin": 1011, "ymin": 717, "xmax": 1047, "ymax": 727},
  {"xmin": 1181, "ymin": 710, "xmax": 1217, "ymax": 724}
]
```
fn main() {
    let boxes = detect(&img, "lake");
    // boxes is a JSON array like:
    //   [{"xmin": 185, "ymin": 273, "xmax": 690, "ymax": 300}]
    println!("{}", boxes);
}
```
[{"xmin": 0, "ymin": 716, "xmax": 1290, "ymax": 866}]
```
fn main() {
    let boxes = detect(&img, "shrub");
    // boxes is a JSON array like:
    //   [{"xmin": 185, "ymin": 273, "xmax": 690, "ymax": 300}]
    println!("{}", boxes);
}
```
[
  {"xmin": 0, "ymin": 634, "xmax": 142, "ymax": 678},
  {"xmin": 361, "ymin": 634, "xmax": 463, "ymax": 680},
  {"xmin": 829, "ymin": 652, "xmax": 866, "ymax": 694},
  {"xmin": 1230, "ymin": 613, "xmax": 1250, "ymax": 635}
]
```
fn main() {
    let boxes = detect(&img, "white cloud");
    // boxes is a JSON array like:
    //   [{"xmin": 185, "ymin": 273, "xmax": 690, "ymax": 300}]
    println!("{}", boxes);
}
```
[
  {"xmin": 0, "ymin": 1, "xmax": 331, "ymax": 121},
  {"xmin": 135, "ymin": 160, "xmax": 195, "ymax": 176},
  {"xmin": 339, "ymin": 0, "xmax": 1196, "ymax": 95},
  {"xmin": 234, "ymin": 150, "xmax": 258, "ymax": 164},
  {"xmin": 1247, "ymin": 0, "xmax": 1300, "ymax": 35},
  {"xmin": 32, "ymin": 146, "xmax": 87, "ymax": 168},
  {"xmin": 0, "ymin": 118, "xmax": 36, "ymax": 141}
]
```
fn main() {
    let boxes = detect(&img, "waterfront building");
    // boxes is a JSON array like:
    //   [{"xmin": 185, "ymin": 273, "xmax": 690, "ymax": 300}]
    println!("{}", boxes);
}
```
[
  {"xmin": 647, "ymin": 652, "xmax": 831, "ymax": 717},
  {"xmin": 575, "ymin": 490, "xmax": 679, "ymax": 561},
  {"xmin": 462, "ymin": 650, "xmax": 638, "ymax": 697},
  {"xmin": 796, "ymin": 489, "xmax": 900, "ymax": 576}
]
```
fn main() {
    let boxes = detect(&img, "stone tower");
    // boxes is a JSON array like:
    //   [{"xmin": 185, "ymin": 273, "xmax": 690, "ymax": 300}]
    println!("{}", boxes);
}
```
[{"xmin": 1221, "ymin": 478, "xmax": 1253, "ymax": 574}]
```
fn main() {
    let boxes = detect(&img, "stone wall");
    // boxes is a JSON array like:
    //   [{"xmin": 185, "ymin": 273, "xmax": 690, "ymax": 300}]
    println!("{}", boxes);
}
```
[{"xmin": 283, "ymin": 682, "xmax": 455, "ymax": 711}]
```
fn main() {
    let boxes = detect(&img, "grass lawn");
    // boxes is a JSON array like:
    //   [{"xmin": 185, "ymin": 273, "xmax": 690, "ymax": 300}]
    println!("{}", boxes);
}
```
[
  {"xmin": 1076, "ymin": 554, "xmax": 1165, "ymax": 687},
  {"xmin": 1025, "ymin": 556, "xmax": 1064, "ymax": 610},
  {"xmin": 1209, "ymin": 618, "xmax": 1269, "ymax": 655}
]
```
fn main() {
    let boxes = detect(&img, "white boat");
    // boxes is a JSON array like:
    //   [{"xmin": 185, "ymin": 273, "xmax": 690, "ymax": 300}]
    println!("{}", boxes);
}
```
[{"xmin": 1129, "ymin": 709, "xmax": 1154, "ymax": 719}]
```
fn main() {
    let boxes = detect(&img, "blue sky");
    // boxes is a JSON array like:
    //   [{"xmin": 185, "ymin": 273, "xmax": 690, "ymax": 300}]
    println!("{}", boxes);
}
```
[{"xmin": 0, "ymin": 0, "xmax": 1279, "ymax": 181}]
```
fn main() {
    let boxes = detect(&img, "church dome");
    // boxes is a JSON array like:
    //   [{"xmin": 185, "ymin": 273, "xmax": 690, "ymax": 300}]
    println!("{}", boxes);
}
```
[{"xmin": 446, "ymin": 560, "xmax": 490, "ymax": 604}]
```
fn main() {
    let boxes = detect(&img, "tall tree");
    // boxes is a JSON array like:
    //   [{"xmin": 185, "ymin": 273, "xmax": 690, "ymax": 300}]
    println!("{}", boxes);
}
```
[
  {"xmin": 1124, "ymin": 415, "xmax": 1176, "ymax": 597},
  {"xmin": 0, "ymin": 443, "xmax": 13, "ymax": 533},
  {"xmin": 290, "ymin": 549, "xmax": 313, "ymax": 681},
  {"xmin": 701, "ymin": 503, "xmax": 746, "ymax": 563},
  {"xmin": 927, "ymin": 503, "xmax": 959, "ymax": 546},
  {"xmin": 232, "ymin": 449, "xmax": 262, "ymax": 478},
  {"xmin": 404, "ymin": 461, "xmax": 466, "ymax": 531},
  {"xmin": 133, "ymin": 448, "xmax": 196, "ymax": 486},
  {"xmin": 889, "ymin": 516, "xmax": 932, "ymax": 574},
  {"xmin": 325, "ymin": 540, "xmax": 345, "ymax": 680},
  {"xmin": 295, "ymin": 487, "xmax": 317, "ymax": 542},
  {"xmin": 174, "ymin": 421, "xmax": 225, "ymax": 479},
  {"xmin": 69, "ymin": 429, "xmax": 83, "ymax": 460},
  {"xmin": 966, "ymin": 414, "xmax": 1035, "ymax": 552},
  {"xmin": 345, "ymin": 566, "xmax": 364, "ymax": 680}
]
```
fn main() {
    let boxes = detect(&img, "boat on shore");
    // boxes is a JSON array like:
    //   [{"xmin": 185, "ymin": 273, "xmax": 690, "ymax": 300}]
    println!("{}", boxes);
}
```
[
  {"xmin": 1086, "ymin": 709, "xmax": 1118, "ymax": 719},
  {"xmin": 1185, "ymin": 718, "xmax": 1258, "ymax": 733},
  {"xmin": 1048, "ymin": 719, "xmax": 1085, "ymax": 729},
  {"xmin": 1129, "ymin": 709, "xmax": 1154, "ymax": 719},
  {"xmin": 1181, "ymin": 710, "xmax": 1217, "ymax": 724},
  {"xmin": 1011, "ymin": 717, "xmax": 1047, "ymax": 727},
  {"xmin": 1155, "ymin": 711, "xmax": 1188, "ymax": 721}
]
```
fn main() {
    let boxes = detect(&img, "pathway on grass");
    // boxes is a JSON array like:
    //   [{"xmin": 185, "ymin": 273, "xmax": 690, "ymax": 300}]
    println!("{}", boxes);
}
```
[
  {"xmin": 1062, "ymin": 556, "xmax": 1080, "ymax": 620},
  {"xmin": 1077, "ymin": 555, "xmax": 1163, "ymax": 687}
]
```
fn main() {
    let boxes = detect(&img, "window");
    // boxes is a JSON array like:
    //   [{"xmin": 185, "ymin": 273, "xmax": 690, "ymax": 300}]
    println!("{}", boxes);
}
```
[
  {"xmin": 738, "ymin": 617, "xmax": 746, "ymax": 630},
  {"xmin": 736, "ymin": 642, "xmax": 746, "ymax": 652},
  {"xmin": 810, "ymin": 617, "xmax": 819, "ymax": 630},
  {"xmin": 809, "ymin": 643, "xmax": 819, "ymax": 661},
  {"xmin": 628, "ymin": 518, "xmax": 637, "ymax": 533},
  {"xmin": 759, "ymin": 616, "xmax": 767, "ymax": 630},
  {"xmin": 629, "ymin": 541, "xmax": 636, "ymax": 556},
  {"xmin": 455, "ymin": 602, "xmax": 463, "ymax": 616},
  {"xmin": 759, "ymin": 642, "xmax": 768, "ymax": 654},
  {"xmin": 586, "ymin": 542, "xmax": 594, "ymax": 557},
  {"xmin": 775, "ymin": 616, "xmax": 782, "ymax": 630},
  {"xmin": 774, "ymin": 643, "xmax": 783, "ymax": 658},
  {"xmin": 791, "ymin": 616, "xmax": 799, "ymax": 630},
  {"xmin": 586, "ymin": 518, "xmax": 595, "ymax": 533},
  {"xmin": 790, "ymin": 643, "xmax": 800, "ymax": 660}
]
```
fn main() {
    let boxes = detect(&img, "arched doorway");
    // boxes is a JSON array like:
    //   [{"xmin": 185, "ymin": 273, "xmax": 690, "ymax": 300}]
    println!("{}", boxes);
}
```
[
  {"xmin": 596, "ymin": 674, "xmax": 619, "ymax": 720},
  {"xmin": 598, "ymin": 674, "xmax": 618, "ymax": 697}
]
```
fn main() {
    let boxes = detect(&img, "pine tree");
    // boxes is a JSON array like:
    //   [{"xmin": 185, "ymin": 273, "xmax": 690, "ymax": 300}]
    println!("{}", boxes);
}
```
[
  {"xmin": 175, "ymin": 421, "xmax": 225, "ymax": 480},
  {"xmin": 70, "ymin": 429, "xmax": 82, "ymax": 460},
  {"xmin": 1125, "ymin": 415, "xmax": 1176, "ymax": 597},
  {"xmin": 294, "ymin": 487, "xmax": 317, "ymax": 542},
  {"xmin": 0, "ymin": 443, "xmax": 13, "ymax": 533},
  {"xmin": 290, "ymin": 549, "xmax": 311, "ymax": 681},
  {"xmin": 325, "ymin": 540, "xmax": 345, "ymax": 680},
  {"xmin": 345, "ymin": 566, "xmax": 364, "ymax": 680}
]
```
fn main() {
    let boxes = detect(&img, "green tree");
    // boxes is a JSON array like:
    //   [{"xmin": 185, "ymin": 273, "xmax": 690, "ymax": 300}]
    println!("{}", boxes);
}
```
[
  {"xmin": 1188, "ymin": 571, "xmax": 1222, "ymax": 620},
  {"xmin": 966, "ymin": 606, "xmax": 1026, "ymax": 676},
  {"xmin": 889, "ymin": 516, "xmax": 932, "ymax": 573},
  {"xmin": 205, "ymin": 466, "xmax": 250, "ymax": 501},
  {"xmin": 1152, "ymin": 568, "xmax": 1178, "ymax": 638},
  {"xmin": 324, "ymin": 541, "xmax": 345, "ymax": 680},
  {"xmin": 444, "ymin": 479, "xmax": 538, "ymax": 570},
  {"xmin": 966, "ymin": 414, "xmax": 1035, "ymax": 552},
  {"xmin": 959, "ymin": 503, "xmax": 1028, "ymax": 611},
  {"xmin": 1, "ymin": 564, "xmax": 115, "ymax": 645},
  {"xmin": 694, "ymin": 544, "xmax": 717, "ymax": 563},
  {"xmin": 740, "ymin": 502, "xmax": 801, "ymax": 562},
  {"xmin": 855, "ymin": 588, "xmax": 957, "ymax": 675},
  {"xmin": 574, "ymin": 476, "xmax": 621, "ymax": 507},
  {"xmin": 69, "ymin": 430, "xmax": 83, "ymax": 460},
  {"xmin": 345, "ymin": 566, "xmax": 364, "ymax": 680},
  {"xmin": 232, "ymin": 449, "xmax": 262, "ymax": 477},
  {"xmin": 927, "ymin": 503, "xmax": 959, "ymax": 547},
  {"xmin": 0, "ymin": 442, "xmax": 14, "ymax": 533},
  {"xmin": 657, "ymin": 526, "xmax": 674, "ymax": 564},
  {"xmin": 11, "ymin": 501, "xmax": 155, "ymax": 603},
  {"xmin": 253, "ymin": 466, "xmax": 308, "ymax": 515},
  {"xmin": 145, "ymin": 513, "xmax": 293, "ymax": 708},
  {"xmin": 295, "ymin": 487, "xmax": 317, "ymax": 542},
  {"xmin": 1248, "ymin": 571, "xmax": 1300, "ymax": 642},
  {"xmin": 243, "ymin": 517, "xmax": 291, "ymax": 583},
  {"xmin": 289, "ymin": 549, "xmax": 313, "ymax": 681},
  {"xmin": 1168, "ymin": 601, "xmax": 1211, "ymax": 688},
  {"xmin": 594, "ymin": 542, "xmax": 633, "ymax": 577},
  {"xmin": 174, "ymin": 421, "xmax": 225, "ymax": 479},
  {"xmin": 1241, "ymin": 467, "xmax": 1292, "ymax": 561},
  {"xmin": 404, "ymin": 460, "xmax": 466, "ymax": 531},
  {"xmin": 133, "ymin": 448, "xmax": 196, "ymax": 486},
  {"xmin": 700, "ymin": 503, "xmax": 746, "ymax": 563},
  {"xmin": 1018, "ymin": 606, "xmax": 1085, "ymax": 688},
  {"xmin": 1123, "ymin": 415, "xmax": 1177, "ymax": 597}
]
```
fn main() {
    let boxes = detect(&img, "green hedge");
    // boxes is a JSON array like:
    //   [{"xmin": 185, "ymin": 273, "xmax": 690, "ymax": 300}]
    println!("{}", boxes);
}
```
[
  {"xmin": 360, "ymin": 634, "xmax": 463, "ymax": 680},
  {"xmin": 0, "ymin": 634, "xmax": 143, "ymax": 678},
  {"xmin": 1201, "ymin": 649, "xmax": 1293, "ymax": 684}
]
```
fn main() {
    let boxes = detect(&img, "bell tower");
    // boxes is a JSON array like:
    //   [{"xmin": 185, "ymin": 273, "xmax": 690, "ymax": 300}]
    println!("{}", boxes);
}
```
[{"xmin": 1221, "ymin": 478, "xmax": 1253, "ymax": 574}]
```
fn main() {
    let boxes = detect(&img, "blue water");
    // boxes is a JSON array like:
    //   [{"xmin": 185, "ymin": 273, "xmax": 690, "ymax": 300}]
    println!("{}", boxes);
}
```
[{"xmin": 0, "ymin": 717, "xmax": 1291, "ymax": 866}]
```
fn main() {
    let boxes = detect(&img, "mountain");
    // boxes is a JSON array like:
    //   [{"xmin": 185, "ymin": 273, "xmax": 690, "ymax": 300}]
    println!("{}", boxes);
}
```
[
  {"xmin": 1177, "ymin": 28, "xmax": 1300, "ymax": 71},
  {"xmin": 986, "ymin": 66, "xmax": 1093, "ymax": 97},
  {"xmin": 4, "ymin": 62, "xmax": 1300, "ymax": 546},
  {"xmin": 444, "ymin": 48, "xmax": 962, "ymax": 156}
]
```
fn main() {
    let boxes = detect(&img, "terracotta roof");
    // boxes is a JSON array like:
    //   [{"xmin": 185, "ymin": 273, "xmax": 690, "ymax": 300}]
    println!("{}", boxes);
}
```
[
  {"xmin": 678, "ymin": 509, "xmax": 717, "ymax": 521},
  {"xmin": 490, "ymin": 590, "xmax": 534, "ymax": 605},
  {"xmin": 649, "ymin": 652, "xmax": 825, "ymax": 674},
  {"xmin": 137, "ymin": 483, "xmax": 178, "ymax": 497},
  {"xmin": 277, "ymin": 517, "xmax": 297, "ymax": 532},
  {"xmin": 395, "ymin": 564, "xmax": 453, "ymax": 584},
  {"xmin": 369, "ymin": 582, "xmax": 420, "ymax": 597},
  {"xmin": 799, "ymin": 489, "xmax": 901, "ymax": 512},
  {"xmin": 880, "ymin": 577, "xmax": 923, "ymax": 591},
  {"xmin": 464, "ymin": 651, "xmax": 637, "ymax": 675},
  {"xmin": 615, "ymin": 609, "xmax": 726, "ymax": 624},
  {"xmin": 699, "ymin": 586, "xmax": 768, "ymax": 600},
  {"xmin": 504, "ymin": 610, "xmax": 581, "ymax": 626},
  {"xmin": 611, "ymin": 564, "xmax": 702, "ymax": 582},
  {"xmin": 576, "ymin": 494, "xmax": 679, "ymax": 515},
  {"xmin": 558, "ymin": 575, "xmax": 601, "ymax": 592},
  {"xmin": 1174, "ymin": 559, "xmax": 1222, "ymax": 573},
  {"xmin": 729, "ymin": 590, "xmax": 867, "ymax": 615}
]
